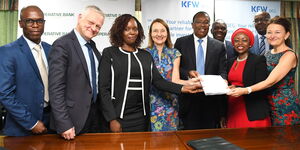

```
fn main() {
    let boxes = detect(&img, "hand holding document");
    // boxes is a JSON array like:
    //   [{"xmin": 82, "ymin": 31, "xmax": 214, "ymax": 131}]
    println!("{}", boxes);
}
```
[{"xmin": 200, "ymin": 75, "xmax": 230, "ymax": 95}]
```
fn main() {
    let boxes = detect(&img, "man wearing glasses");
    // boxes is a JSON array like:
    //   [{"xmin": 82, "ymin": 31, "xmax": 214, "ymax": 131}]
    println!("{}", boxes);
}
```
[
  {"xmin": 250, "ymin": 11, "xmax": 271, "ymax": 55},
  {"xmin": 174, "ymin": 11, "xmax": 227, "ymax": 130},
  {"xmin": 0, "ymin": 5, "xmax": 51, "ymax": 136}
]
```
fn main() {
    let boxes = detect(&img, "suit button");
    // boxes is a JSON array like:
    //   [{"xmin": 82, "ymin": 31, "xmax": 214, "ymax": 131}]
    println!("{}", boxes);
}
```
[{"xmin": 89, "ymin": 91, "xmax": 92, "ymax": 94}]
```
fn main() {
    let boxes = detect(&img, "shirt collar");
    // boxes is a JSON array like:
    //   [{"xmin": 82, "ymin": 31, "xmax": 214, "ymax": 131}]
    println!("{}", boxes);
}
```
[
  {"xmin": 74, "ymin": 28, "xmax": 89, "ymax": 46},
  {"xmin": 193, "ymin": 34, "xmax": 208, "ymax": 44},
  {"xmin": 23, "ymin": 35, "xmax": 41, "ymax": 50}
]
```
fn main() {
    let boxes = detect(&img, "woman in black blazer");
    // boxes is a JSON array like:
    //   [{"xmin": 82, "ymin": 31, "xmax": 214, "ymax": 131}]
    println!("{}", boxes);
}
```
[
  {"xmin": 225, "ymin": 28, "xmax": 271, "ymax": 128},
  {"xmin": 99, "ymin": 14, "xmax": 200, "ymax": 133}
]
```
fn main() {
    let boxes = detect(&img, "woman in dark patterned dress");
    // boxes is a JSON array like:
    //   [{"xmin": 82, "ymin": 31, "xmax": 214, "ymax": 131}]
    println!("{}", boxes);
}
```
[{"xmin": 228, "ymin": 17, "xmax": 300, "ymax": 126}]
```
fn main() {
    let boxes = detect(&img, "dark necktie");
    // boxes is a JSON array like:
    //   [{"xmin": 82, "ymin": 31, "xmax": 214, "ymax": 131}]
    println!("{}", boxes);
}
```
[
  {"xmin": 259, "ymin": 35, "xmax": 266, "ymax": 55},
  {"xmin": 85, "ymin": 42, "xmax": 97, "ymax": 102},
  {"xmin": 196, "ymin": 39, "xmax": 205, "ymax": 75}
]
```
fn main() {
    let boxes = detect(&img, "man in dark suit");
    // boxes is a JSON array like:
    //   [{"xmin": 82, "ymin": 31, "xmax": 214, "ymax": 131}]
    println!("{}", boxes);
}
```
[
  {"xmin": 0, "ymin": 6, "xmax": 51, "ymax": 136},
  {"xmin": 49, "ymin": 5, "xmax": 104, "ymax": 140},
  {"xmin": 250, "ymin": 11, "xmax": 271, "ymax": 55},
  {"xmin": 174, "ymin": 11, "xmax": 227, "ymax": 130},
  {"xmin": 211, "ymin": 19, "xmax": 236, "ymax": 60}
]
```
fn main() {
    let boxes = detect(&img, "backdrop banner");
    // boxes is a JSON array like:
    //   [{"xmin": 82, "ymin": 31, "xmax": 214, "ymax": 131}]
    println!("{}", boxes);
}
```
[
  {"xmin": 141, "ymin": 0, "xmax": 214, "ymax": 47},
  {"xmin": 215, "ymin": 0, "xmax": 280, "ymax": 40},
  {"xmin": 18, "ymin": 0, "xmax": 135, "ymax": 52}
]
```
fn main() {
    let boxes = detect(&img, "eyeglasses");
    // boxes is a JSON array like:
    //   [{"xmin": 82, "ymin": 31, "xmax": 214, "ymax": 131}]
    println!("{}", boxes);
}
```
[
  {"xmin": 193, "ymin": 21, "xmax": 209, "ymax": 26},
  {"xmin": 22, "ymin": 19, "xmax": 45, "ymax": 26},
  {"xmin": 254, "ymin": 18, "xmax": 269, "ymax": 24}
]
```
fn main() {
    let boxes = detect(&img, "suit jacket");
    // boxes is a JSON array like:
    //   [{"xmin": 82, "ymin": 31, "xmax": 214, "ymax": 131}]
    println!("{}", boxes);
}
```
[
  {"xmin": 225, "ymin": 40, "xmax": 236, "ymax": 60},
  {"xmin": 174, "ymin": 35, "xmax": 227, "ymax": 80},
  {"xmin": 249, "ymin": 34, "xmax": 272, "ymax": 55},
  {"xmin": 227, "ymin": 53, "xmax": 270, "ymax": 121},
  {"xmin": 0, "ymin": 36, "xmax": 51, "ymax": 136},
  {"xmin": 99, "ymin": 46, "xmax": 182, "ymax": 122},
  {"xmin": 49, "ymin": 30, "xmax": 101, "ymax": 134},
  {"xmin": 174, "ymin": 35, "xmax": 227, "ymax": 128}
]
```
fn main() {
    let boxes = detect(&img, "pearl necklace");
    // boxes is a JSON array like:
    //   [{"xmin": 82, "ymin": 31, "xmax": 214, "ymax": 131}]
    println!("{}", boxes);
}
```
[{"xmin": 236, "ymin": 55, "xmax": 248, "ymax": 62}]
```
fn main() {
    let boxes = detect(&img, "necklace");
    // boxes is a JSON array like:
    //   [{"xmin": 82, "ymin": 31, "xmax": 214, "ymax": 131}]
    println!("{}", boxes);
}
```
[{"xmin": 236, "ymin": 55, "xmax": 248, "ymax": 61}]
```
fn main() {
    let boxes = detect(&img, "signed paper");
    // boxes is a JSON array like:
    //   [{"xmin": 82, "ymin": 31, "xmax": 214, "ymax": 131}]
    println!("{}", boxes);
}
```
[{"xmin": 200, "ymin": 75, "xmax": 229, "ymax": 95}]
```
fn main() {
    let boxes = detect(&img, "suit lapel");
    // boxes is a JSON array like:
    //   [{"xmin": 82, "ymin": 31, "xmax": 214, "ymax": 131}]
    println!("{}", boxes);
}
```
[
  {"xmin": 188, "ymin": 35, "xmax": 196, "ymax": 69},
  {"xmin": 243, "ymin": 53, "xmax": 254, "ymax": 86},
  {"xmin": 18, "ymin": 37, "xmax": 42, "ymax": 81},
  {"xmin": 90, "ymin": 40, "xmax": 101, "ymax": 61},
  {"xmin": 41, "ymin": 42, "xmax": 50, "ymax": 58},
  {"xmin": 205, "ymin": 37, "xmax": 214, "ymax": 74},
  {"xmin": 71, "ymin": 31, "xmax": 90, "ymax": 81}
]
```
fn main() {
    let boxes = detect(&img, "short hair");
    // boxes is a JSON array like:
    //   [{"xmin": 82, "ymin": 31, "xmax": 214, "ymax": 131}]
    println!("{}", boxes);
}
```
[
  {"xmin": 268, "ymin": 16, "xmax": 291, "ymax": 46},
  {"xmin": 254, "ymin": 11, "xmax": 271, "ymax": 20},
  {"xmin": 109, "ymin": 14, "xmax": 145, "ymax": 48},
  {"xmin": 192, "ymin": 11, "xmax": 210, "ymax": 23},
  {"xmin": 83, "ymin": 5, "xmax": 104, "ymax": 17},
  {"xmin": 147, "ymin": 18, "xmax": 172, "ymax": 49},
  {"xmin": 212, "ymin": 19, "xmax": 227, "ymax": 30},
  {"xmin": 20, "ymin": 5, "xmax": 43, "ymax": 20}
]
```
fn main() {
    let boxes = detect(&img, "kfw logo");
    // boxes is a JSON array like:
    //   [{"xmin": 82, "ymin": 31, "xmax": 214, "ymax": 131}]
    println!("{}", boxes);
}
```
[
  {"xmin": 181, "ymin": 1, "xmax": 200, "ymax": 8},
  {"xmin": 251, "ymin": 6, "xmax": 268, "ymax": 12}
]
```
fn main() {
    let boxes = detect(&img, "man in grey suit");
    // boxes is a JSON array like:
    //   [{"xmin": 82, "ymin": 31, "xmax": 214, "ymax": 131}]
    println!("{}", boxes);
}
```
[
  {"xmin": 174, "ymin": 11, "xmax": 227, "ymax": 130},
  {"xmin": 250, "ymin": 11, "xmax": 271, "ymax": 55},
  {"xmin": 49, "ymin": 5, "xmax": 104, "ymax": 140},
  {"xmin": 211, "ymin": 19, "xmax": 236, "ymax": 60}
]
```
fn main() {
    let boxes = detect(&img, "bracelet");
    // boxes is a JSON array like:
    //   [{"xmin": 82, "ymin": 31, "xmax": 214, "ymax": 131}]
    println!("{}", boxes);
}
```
[{"xmin": 246, "ymin": 87, "xmax": 252, "ymax": 94}]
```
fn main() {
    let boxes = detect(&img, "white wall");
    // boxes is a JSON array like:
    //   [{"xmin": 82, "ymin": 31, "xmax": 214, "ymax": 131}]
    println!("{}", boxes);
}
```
[{"xmin": 18, "ymin": 0, "xmax": 135, "ymax": 52}]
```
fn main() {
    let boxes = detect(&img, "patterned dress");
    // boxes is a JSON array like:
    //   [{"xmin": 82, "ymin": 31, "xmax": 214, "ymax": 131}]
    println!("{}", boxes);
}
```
[
  {"xmin": 146, "ymin": 46, "xmax": 181, "ymax": 131},
  {"xmin": 265, "ymin": 50, "xmax": 300, "ymax": 126}
]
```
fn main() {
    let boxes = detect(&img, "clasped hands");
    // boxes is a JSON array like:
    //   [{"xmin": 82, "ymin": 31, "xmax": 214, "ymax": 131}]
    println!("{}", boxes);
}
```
[
  {"xmin": 181, "ymin": 70, "xmax": 203, "ymax": 93},
  {"xmin": 188, "ymin": 70, "xmax": 249, "ymax": 97}
]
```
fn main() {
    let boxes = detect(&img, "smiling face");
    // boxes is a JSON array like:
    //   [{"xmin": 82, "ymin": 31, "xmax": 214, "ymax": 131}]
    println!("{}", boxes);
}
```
[
  {"xmin": 76, "ymin": 9, "xmax": 104, "ymax": 41},
  {"xmin": 211, "ymin": 22, "xmax": 227, "ymax": 42},
  {"xmin": 254, "ymin": 12, "xmax": 270, "ymax": 35},
  {"xmin": 266, "ymin": 23, "xmax": 290, "ymax": 48},
  {"xmin": 192, "ymin": 13, "xmax": 210, "ymax": 38},
  {"xmin": 150, "ymin": 22, "xmax": 168, "ymax": 47},
  {"xmin": 233, "ymin": 33, "xmax": 251, "ymax": 55},
  {"xmin": 19, "ymin": 7, "xmax": 45, "ymax": 44},
  {"xmin": 122, "ymin": 18, "xmax": 138, "ymax": 47}
]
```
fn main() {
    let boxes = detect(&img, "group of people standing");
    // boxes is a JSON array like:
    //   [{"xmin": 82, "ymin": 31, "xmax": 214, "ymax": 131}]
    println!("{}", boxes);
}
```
[{"xmin": 0, "ymin": 5, "xmax": 299, "ymax": 141}]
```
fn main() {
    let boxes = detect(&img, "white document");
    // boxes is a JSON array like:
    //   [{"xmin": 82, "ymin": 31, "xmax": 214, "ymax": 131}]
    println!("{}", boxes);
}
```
[{"xmin": 200, "ymin": 75, "xmax": 229, "ymax": 95}]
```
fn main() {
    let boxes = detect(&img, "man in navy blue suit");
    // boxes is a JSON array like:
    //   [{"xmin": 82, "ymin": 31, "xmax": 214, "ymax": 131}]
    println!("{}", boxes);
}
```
[
  {"xmin": 250, "ymin": 11, "xmax": 271, "ymax": 55},
  {"xmin": 211, "ymin": 19, "xmax": 236, "ymax": 60},
  {"xmin": 0, "ymin": 5, "xmax": 51, "ymax": 136}
]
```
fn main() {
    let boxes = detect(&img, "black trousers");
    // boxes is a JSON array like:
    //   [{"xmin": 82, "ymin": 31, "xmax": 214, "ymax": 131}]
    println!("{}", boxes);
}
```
[{"xmin": 80, "ymin": 101, "xmax": 103, "ymax": 133}]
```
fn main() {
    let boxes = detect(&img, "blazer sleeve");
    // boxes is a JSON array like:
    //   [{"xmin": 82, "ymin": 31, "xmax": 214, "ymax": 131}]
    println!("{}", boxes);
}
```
[
  {"xmin": 99, "ymin": 48, "xmax": 117, "ymax": 122},
  {"xmin": 0, "ymin": 47, "xmax": 38, "ymax": 130},
  {"xmin": 218, "ymin": 44, "xmax": 228, "ymax": 79},
  {"xmin": 151, "ymin": 57, "xmax": 183, "ymax": 94},
  {"xmin": 48, "ymin": 40, "xmax": 74, "ymax": 133},
  {"xmin": 174, "ymin": 38, "xmax": 190, "ymax": 79}
]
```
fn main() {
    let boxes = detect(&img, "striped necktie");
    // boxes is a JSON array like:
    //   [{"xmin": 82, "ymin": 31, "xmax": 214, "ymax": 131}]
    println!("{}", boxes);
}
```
[{"xmin": 259, "ymin": 35, "xmax": 266, "ymax": 55}]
